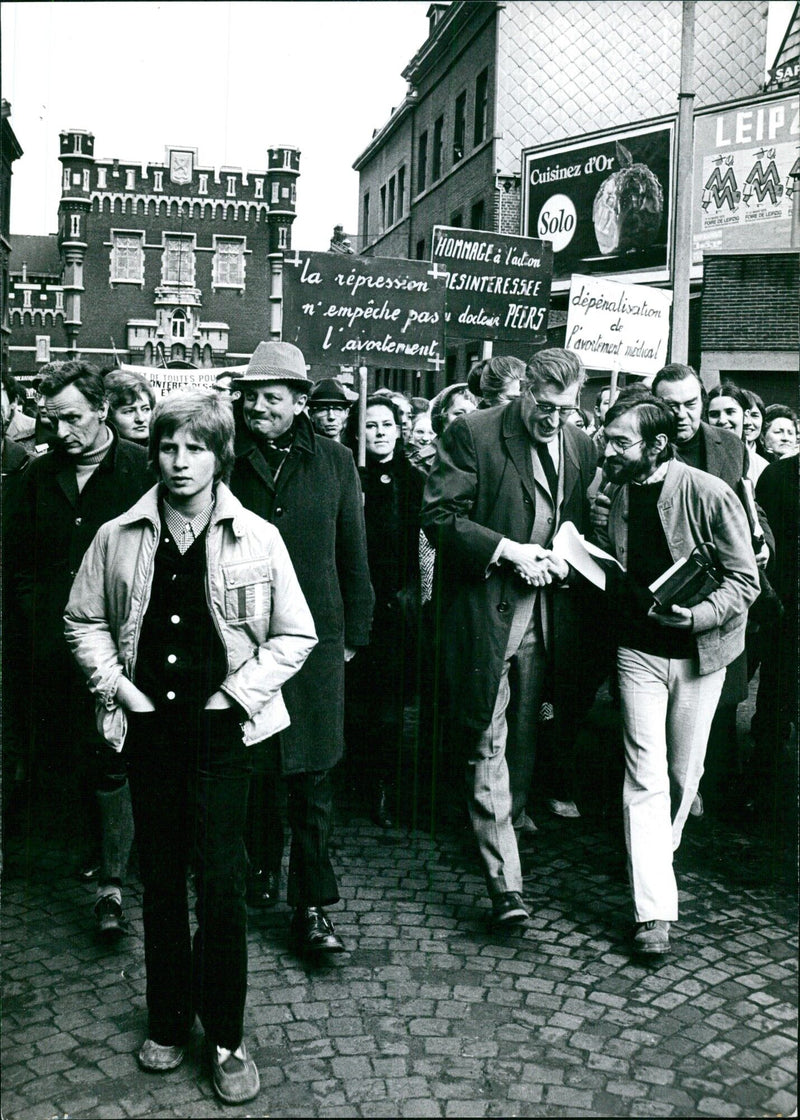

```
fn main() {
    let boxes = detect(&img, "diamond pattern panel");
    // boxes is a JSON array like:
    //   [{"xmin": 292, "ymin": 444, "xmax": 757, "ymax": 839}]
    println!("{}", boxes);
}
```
[{"xmin": 496, "ymin": 0, "xmax": 768, "ymax": 175}]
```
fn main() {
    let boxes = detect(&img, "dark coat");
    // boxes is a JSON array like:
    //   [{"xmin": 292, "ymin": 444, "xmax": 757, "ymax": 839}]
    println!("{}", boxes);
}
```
[
  {"xmin": 229, "ymin": 411, "xmax": 374, "ymax": 774},
  {"xmin": 6, "ymin": 431, "xmax": 152, "ymax": 672},
  {"xmin": 347, "ymin": 448, "xmax": 425, "ymax": 722},
  {"xmin": 420, "ymin": 397, "xmax": 598, "ymax": 730}
]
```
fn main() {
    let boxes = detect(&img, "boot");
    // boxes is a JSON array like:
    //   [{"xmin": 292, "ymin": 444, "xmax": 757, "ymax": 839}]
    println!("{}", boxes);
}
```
[
  {"xmin": 95, "ymin": 783, "xmax": 134, "ymax": 935},
  {"xmin": 372, "ymin": 780, "xmax": 392, "ymax": 829}
]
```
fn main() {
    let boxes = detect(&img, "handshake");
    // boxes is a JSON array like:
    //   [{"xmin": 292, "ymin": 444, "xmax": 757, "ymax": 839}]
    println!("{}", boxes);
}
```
[{"xmin": 498, "ymin": 540, "xmax": 569, "ymax": 587}]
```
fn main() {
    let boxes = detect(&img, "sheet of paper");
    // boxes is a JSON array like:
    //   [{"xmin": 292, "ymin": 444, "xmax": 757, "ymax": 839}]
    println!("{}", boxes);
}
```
[{"xmin": 551, "ymin": 521, "xmax": 623, "ymax": 591}]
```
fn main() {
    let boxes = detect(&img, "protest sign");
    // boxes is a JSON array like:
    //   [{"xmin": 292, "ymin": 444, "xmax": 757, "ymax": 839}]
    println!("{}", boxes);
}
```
[
  {"xmin": 282, "ymin": 251, "xmax": 447, "ymax": 371},
  {"xmin": 564, "ymin": 275, "xmax": 673, "ymax": 376},
  {"xmin": 121, "ymin": 363, "xmax": 228, "ymax": 398},
  {"xmin": 431, "ymin": 227, "xmax": 553, "ymax": 345},
  {"xmin": 522, "ymin": 123, "xmax": 674, "ymax": 291}
]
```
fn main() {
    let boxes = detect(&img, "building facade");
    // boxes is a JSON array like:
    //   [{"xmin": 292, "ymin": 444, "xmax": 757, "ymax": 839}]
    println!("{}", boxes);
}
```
[
  {"xmin": 353, "ymin": 0, "xmax": 770, "ymax": 389},
  {"xmin": 8, "ymin": 134, "xmax": 299, "ymax": 376},
  {"xmin": 1, "ymin": 101, "xmax": 24, "ymax": 372}
]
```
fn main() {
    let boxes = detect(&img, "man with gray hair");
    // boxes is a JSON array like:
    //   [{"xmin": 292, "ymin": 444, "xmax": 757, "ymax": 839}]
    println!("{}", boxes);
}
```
[
  {"xmin": 5, "ymin": 360, "xmax": 151, "ymax": 935},
  {"xmin": 421, "ymin": 349, "xmax": 598, "ymax": 925}
]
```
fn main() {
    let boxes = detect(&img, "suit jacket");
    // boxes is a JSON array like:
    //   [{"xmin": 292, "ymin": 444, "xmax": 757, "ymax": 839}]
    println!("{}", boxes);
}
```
[
  {"xmin": 680, "ymin": 422, "xmax": 774, "ymax": 554},
  {"xmin": 421, "ymin": 397, "xmax": 598, "ymax": 730},
  {"xmin": 230, "ymin": 410, "xmax": 374, "ymax": 774}
]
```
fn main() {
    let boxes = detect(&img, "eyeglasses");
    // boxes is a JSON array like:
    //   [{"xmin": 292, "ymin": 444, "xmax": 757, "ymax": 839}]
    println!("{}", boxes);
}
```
[
  {"xmin": 526, "ymin": 393, "xmax": 578, "ymax": 419},
  {"xmin": 605, "ymin": 436, "xmax": 645, "ymax": 454}
]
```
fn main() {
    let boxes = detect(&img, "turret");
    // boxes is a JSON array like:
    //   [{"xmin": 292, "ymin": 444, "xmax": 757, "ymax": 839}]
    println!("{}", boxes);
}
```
[
  {"xmin": 265, "ymin": 146, "xmax": 300, "ymax": 253},
  {"xmin": 58, "ymin": 130, "xmax": 95, "ymax": 352}
]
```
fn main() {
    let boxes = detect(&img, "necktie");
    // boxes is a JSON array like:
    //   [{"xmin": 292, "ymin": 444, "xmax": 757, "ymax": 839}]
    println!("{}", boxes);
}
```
[{"xmin": 536, "ymin": 441, "xmax": 558, "ymax": 498}]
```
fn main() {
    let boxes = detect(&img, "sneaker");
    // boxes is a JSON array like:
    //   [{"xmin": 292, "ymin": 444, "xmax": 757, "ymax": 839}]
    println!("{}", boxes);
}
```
[
  {"xmin": 633, "ymin": 920, "xmax": 671, "ymax": 955},
  {"xmin": 547, "ymin": 799, "xmax": 581, "ymax": 819},
  {"xmin": 138, "ymin": 1038, "xmax": 185, "ymax": 1072},
  {"xmin": 491, "ymin": 891, "xmax": 530, "ymax": 926},
  {"xmin": 94, "ymin": 895, "xmax": 128, "ymax": 936},
  {"xmin": 211, "ymin": 1042, "xmax": 260, "ymax": 1104}
]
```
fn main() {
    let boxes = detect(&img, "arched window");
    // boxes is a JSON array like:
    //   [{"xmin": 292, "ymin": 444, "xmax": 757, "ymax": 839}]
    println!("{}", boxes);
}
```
[
  {"xmin": 144, "ymin": 342, "xmax": 154, "ymax": 366},
  {"xmin": 171, "ymin": 308, "xmax": 187, "ymax": 339},
  {"xmin": 171, "ymin": 343, "xmax": 185, "ymax": 361}
]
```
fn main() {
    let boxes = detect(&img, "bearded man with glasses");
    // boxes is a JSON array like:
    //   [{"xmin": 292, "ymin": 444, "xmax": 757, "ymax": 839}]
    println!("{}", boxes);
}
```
[
  {"xmin": 596, "ymin": 393, "xmax": 759, "ymax": 955},
  {"xmin": 421, "ymin": 349, "xmax": 599, "ymax": 927}
]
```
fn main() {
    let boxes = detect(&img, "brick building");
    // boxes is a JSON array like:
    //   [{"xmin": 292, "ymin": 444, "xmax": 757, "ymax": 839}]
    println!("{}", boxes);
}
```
[
  {"xmin": 8, "ymin": 133, "xmax": 300, "ymax": 377},
  {"xmin": 353, "ymin": 0, "xmax": 769, "ymax": 389}
]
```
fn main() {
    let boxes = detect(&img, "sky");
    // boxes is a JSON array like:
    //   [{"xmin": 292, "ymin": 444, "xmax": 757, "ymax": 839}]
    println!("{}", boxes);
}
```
[
  {"xmin": 1, "ymin": 0, "xmax": 428, "ymax": 247},
  {"xmin": 2, "ymin": 0, "xmax": 795, "ymax": 249}
]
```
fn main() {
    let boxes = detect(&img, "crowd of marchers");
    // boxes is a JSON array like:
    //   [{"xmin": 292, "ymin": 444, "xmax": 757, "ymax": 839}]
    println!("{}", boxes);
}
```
[{"xmin": 1, "ymin": 346, "xmax": 796, "ymax": 1107}]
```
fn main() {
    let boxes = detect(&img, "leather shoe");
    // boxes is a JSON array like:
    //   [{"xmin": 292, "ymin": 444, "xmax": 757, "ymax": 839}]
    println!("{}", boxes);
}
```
[
  {"xmin": 246, "ymin": 868, "xmax": 280, "ymax": 909},
  {"xmin": 491, "ymin": 891, "xmax": 530, "ymax": 926},
  {"xmin": 633, "ymin": 920, "xmax": 670, "ymax": 955},
  {"xmin": 372, "ymin": 780, "xmax": 393, "ymax": 829},
  {"xmin": 290, "ymin": 906, "xmax": 345, "ymax": 954}
]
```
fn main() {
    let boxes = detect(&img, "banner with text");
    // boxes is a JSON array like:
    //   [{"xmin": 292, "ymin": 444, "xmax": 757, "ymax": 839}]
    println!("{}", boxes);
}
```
[
  {"xmin": 565, "ymin": 275, "xmax": 673, "ymax": 376},
  {"xmin": 692, "ymin": 92, "xmax": 799, "ymax": 262},
  {"xmin": 282, "ymin": 251, "xmax": 447, "ymax": 371},
  {"xmin": 522, "ymin": 122, "xmax": 674, "ymax": 291},
  {"xmin": 431, "ymin": 226, "xmax": 553, "ymax": 345}
]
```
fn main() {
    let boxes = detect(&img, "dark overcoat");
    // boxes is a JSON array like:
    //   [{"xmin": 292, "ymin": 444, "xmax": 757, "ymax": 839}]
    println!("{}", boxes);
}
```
[
  {"xmin": 229, "ymin": 411, "xmax": 374, "ymax": 774},
  {"xmin": 6, "ymin": 431, "xmax": 151, "ymax": 672},
  {"xmin": 420, "ymin": 397, "xmax": 598, "ymax": 731}
]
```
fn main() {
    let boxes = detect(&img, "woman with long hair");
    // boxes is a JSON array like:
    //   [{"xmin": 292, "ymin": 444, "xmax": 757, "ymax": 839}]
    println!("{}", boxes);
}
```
[{"xmin": 343, "ymin": 395, "xmax": 425, "ymax": 827}]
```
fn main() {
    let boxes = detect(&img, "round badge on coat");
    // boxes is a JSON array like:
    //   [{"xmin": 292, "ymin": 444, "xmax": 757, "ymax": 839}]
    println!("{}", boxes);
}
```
[{"xmin": 380, "ymin": 473, "xmax": 392, "ymax": 485}]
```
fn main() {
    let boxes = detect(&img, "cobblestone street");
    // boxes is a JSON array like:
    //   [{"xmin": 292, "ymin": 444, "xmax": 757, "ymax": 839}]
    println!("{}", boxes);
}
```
[{"xmin": 2, "ymin": 695, "xmax": 797, "ymax": 1119}]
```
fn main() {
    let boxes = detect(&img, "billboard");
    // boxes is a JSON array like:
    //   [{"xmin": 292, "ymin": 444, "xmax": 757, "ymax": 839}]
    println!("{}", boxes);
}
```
[
  {"xmin": 282, "ymin": 251, "xmax": 447, "ymax": 371},
  {"xmin": 692, "ymin": 92, "xmax": 800, "ymax": 263},
  {"xmin": 431, "ymin": 227, "xmax": 553, "ymax": 346},
  {"xmin": 521, "ymin": 122, "xmax": 675, "ymax": 291}
]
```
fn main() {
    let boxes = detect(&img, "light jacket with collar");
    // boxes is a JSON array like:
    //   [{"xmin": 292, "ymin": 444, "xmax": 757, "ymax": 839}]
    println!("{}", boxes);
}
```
[
  {"xmin": 64, "ymin": 482, "xmax": 317, "ymax": 750},
  {"xmin": 601, "ymin": 458, "xmax": 760, "ymax": 675}
]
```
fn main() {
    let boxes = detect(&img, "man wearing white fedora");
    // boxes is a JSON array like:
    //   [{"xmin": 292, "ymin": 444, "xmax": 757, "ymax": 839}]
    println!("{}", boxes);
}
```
[{"xmin": 230, "ymin": 341, "xmax": 374, "ymax": 955}]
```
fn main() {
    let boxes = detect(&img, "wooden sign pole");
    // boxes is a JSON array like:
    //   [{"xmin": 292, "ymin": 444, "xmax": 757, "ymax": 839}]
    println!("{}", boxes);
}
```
[
  {"xmin": 357, "ymin": 364, "xmax": 368, "ymax": 469},
  {"xmin": 609, "ymin": 366, "xmax": 620, "ymax": 405}
]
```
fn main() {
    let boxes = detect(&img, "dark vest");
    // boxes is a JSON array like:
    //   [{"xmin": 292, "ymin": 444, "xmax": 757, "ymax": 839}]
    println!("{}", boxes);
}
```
[{"xmin": 135, "ymin": 520, "xmax": 227, "ymax": 713}]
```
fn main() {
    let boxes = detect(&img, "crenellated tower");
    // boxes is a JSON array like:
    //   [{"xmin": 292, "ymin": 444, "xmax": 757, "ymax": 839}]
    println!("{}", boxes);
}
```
[
  {"xmin": 57, "ymin": 130, "xmax": 95, "ymax": 353},
  {"xmin": 265, "ymin": 146, "xmax": 300, "ymax": 253}
]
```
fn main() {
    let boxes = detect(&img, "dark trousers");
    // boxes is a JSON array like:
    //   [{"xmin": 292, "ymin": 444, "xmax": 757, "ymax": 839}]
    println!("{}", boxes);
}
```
[
  {"xmin": 126, "ymin": 709, "xmax": 252, "ymax": 1051},
  {"xmin": 246, "ymin": 740, "xmax": 339, "ymax": 909}
]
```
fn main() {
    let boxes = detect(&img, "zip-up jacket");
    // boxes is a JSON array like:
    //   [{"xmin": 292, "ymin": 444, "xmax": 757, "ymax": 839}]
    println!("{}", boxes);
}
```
[{"xmin": 64, "ymin": 482, "xmax": 317, "ymax": 750}]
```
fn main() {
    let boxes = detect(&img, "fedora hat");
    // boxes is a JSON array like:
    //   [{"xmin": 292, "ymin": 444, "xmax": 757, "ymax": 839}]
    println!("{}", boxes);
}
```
[
  {"xmin": 307, "ymin": 378, "xmax": 358, "ymax": 407},
  {"xmin": 234, "ymin": 341, "xmax": 313, "ymax": 391}
]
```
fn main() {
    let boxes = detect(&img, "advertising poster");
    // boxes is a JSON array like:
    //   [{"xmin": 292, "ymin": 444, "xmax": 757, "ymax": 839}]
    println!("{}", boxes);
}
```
[
  {"xmin": 564, "ymin": 274, "xmax": 673, "ymax": 376},
  {"xmin": 522, "ymin": 123, "xmax": 674, "ymax": 291},
  {"xmin": 431, "ymin": 226, "xmax": 553, "ymax": 345},
  {"xmin": 692, "ymin": 93, "xmax": 800, "ymax": 262},
  {"xmin": 282, "ymin": 251, "xmax": 447, "ymax": 371}
]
